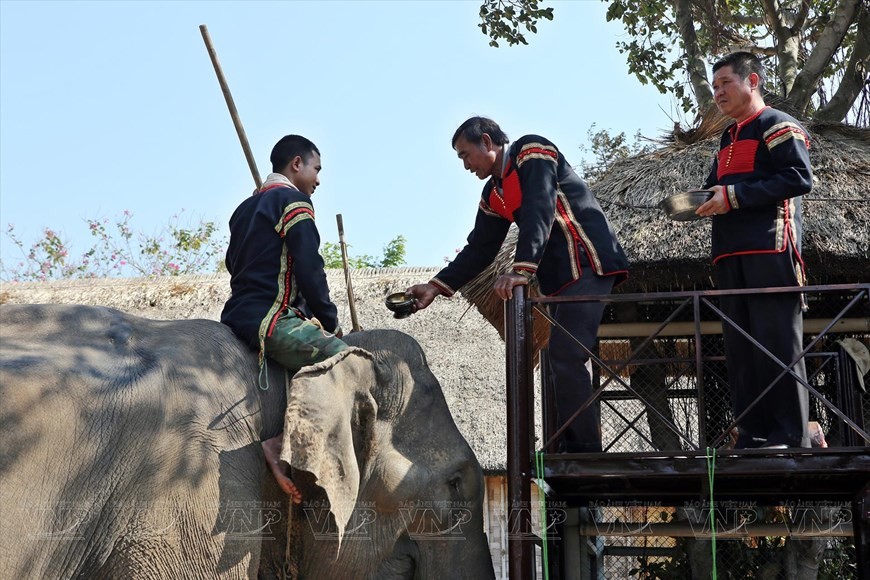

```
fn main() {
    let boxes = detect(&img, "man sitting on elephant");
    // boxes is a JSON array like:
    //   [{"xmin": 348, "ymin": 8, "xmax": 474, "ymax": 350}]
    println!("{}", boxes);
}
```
[{"xmin": 221, "ymin": 134, "xmax": 347, "ymax": 502}]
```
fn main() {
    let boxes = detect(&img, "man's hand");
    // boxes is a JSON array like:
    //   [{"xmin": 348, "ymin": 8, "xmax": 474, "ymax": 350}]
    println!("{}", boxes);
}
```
[
  {"xmin": 494, "ymin": 272, "xmax": 529, "ymax": 301},
  {"xmin": 406, "ymin": 283, "xmax": 441, "ymax": 312},
  {"xmin": 696, "ymin": 185, "xmax": 730, "ymax": 218}
]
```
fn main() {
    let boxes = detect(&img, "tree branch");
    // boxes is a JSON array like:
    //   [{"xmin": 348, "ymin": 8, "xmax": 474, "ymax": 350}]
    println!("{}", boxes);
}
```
[
  {"xmin": 759, "ymin": 0, "xmax": 781, "ymax": 30},
  {"xmin": 675, "ymin": 0, "xmax": 714, "ymax": 110},
  {"xmin": 760, "ymin": 0, "xmax": 802, "ymax": 95},
  {"xmin": 788, "ymin": 0, "xmax": 862, "ymax": 112},
  {"xmin": 792, "ymin": 0, "xmax": 811, "ymax": 32},
  {"xmin": 731, "ymin": 14, "xmax": 766, "ymax": 26},
  {"xmin": 815, "ymin": 5, "xmax": 870, "ymax": 122}
]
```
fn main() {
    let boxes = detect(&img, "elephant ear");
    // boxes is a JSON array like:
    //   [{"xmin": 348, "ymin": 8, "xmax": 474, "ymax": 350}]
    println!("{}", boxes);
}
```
[{"xmin": 279, "ymin": 347, "xmax": 377, "ymax": 546}]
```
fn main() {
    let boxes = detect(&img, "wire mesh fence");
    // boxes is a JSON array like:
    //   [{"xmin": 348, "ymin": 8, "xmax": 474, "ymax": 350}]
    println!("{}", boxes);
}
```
[
  {"xmin": 574, "ymin": 504, "xmax": 857, "ymax": 579},
  {"xmin": 528, "ymin": 284, "xmax": 867, "ymax": 578},
  {"xmin": 550, "ymin": 285, "xmax": 870, "ymax": 453}
]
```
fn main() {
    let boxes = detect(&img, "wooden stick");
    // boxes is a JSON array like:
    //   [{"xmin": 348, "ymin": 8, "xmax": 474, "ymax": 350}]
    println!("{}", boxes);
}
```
[
  {"xmin": 336, "ymin": 214, "xmax": 361, "ymax": 332},
  {"xmin": 199, "ymin": 24, "xmax": 262, "ymax": 191}
]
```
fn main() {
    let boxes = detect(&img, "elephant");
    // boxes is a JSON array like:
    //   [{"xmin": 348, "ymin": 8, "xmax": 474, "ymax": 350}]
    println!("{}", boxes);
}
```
[{"xmin": 0, "ymin": 303, "xmax": 495, "ymax": 579}]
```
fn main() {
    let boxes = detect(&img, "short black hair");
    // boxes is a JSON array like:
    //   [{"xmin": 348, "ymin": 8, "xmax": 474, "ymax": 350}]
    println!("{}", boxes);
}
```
[
  {"xmin": 712, "ymin": 51, "xmax": 766, "ymax": 86},
  {"xmin": 451, "ymin": 117, "xmax": 509, "ymax": 148},
  {"xmin": 270, "ymin": 135, "xmax": 320, "ymax": 173}
]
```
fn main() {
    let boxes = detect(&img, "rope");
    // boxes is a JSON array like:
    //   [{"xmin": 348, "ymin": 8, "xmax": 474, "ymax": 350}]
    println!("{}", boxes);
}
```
[
  {"xmin": 535, "ymin": 450, "xmax": 550, "ymax": 580},
  {"xmin": 706, "ymin": 446, "xmax": 718, "ymax": 579}
]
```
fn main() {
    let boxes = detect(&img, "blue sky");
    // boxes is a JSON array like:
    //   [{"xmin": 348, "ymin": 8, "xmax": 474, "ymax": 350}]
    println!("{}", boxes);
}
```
[{"xmin": 0, "ymin": 0, "xmax": 678, "ymax": 271}]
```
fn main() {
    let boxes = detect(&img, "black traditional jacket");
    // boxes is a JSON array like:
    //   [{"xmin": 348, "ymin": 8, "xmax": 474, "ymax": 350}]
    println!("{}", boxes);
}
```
[
  {"xmin": 431, "ymin": 135, "xmax": 629, "ymax": 297},
  {"xmin": 221, "ymin": 182, "xmax": 339, "ymax": 350},
  {"xmin": 703, "ymin": 107, "xmax": 812, "ymax": 271}
]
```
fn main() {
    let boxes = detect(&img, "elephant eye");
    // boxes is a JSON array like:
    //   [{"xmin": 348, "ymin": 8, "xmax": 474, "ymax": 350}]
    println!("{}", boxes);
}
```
[{"xmin": 447, "ymin": 474, "xmax": 462, "ymax": 491}]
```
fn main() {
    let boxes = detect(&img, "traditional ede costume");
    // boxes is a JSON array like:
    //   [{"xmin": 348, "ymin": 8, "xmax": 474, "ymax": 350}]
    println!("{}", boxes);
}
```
[
  {"xmin": 432, "ymin": 135, "xmax": 629, "ymax": 452},
  {"xmin": 222, "ymin": 173, "xmax": 346, "ymax": 386},
  {"xmin": 703, "ymin": 106, "xmax": 812, "ymax": 448}
]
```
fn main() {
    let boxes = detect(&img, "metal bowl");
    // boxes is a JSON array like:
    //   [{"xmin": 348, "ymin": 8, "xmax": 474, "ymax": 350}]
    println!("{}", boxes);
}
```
[
  {"xmin": 659, "ymin": 190, "xmax": 713, "ymax": 222},
  {"xmin": 385, "ymin": 292, "xmax": 415, "ymax": 319}
]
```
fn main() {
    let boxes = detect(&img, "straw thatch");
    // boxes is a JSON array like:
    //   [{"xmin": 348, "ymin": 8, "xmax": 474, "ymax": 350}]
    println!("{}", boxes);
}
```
[
  {"xmin": 0, "ymin": 269, "xmax": 540, "ymax": 472},
  {"xmin": 457, "ymin": 226, "xmax": 552, "ymax": 356}
]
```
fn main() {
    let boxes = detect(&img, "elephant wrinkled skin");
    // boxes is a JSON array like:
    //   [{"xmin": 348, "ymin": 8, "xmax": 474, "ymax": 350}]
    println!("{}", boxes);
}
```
[{"xmin": 0, "ymin": 304, "xmax": 495, "ymax": 579}]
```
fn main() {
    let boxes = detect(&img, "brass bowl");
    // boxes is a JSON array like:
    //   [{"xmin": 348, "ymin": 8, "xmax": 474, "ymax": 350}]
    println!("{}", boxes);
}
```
[
  {"xmin": 659, "ymin": 190, "xmax": 713, "ymax": 222},
  {"xmin": 385, "ymin": 292, "xmax": 415, "ymax": 319}
]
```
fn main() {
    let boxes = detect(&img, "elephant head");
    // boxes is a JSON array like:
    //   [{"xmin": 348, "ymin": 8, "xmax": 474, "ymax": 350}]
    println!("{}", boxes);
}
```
[{"xmin": 280, "ymin": 329, "xmax": 495, "ymax": 579}]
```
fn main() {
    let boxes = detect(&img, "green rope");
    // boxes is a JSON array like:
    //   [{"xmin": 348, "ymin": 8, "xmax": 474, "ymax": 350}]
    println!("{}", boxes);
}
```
[
  {"xmin": 706, "ymin": 446, "xmax": 718, "ymax": 580},
  {"xmin": 535, "ymin": 450, "xmax": 549, "ymax": 580}
]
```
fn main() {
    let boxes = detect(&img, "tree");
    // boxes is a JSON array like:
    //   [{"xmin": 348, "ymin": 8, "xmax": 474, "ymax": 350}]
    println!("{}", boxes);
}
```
[
  {"xmin": 478, "ymin": 0, "xmax": 869, "ymax": 124},
  {"xmin": 320, "ymin": 235, "xmax": 407, "ymax": 269},
  {"xmin": 1, "ymin": 210, "xmax": 227, "ymax": 282},
  {"xmin": 578, "ymin": 124, "xmax": 655, "ymax": 183},
  {"xmin": 2, "ymin": 215, "xmax": 407, "ymax": 282},
  {"xmin": 478, "ymin": 0, "xmax": 554, "ymax": 47}
]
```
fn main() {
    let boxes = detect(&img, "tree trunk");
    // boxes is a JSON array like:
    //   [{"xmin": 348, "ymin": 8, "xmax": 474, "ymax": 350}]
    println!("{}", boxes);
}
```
[
  {"xmin": 815, "ymin": 4, "xmax": 870, "ymax": 122},
  {"xmin": 676, "ymin": 0, "xmax": 715, "ymax": 111},
  {"xmin": 761, "ymin": 0, "xmax": 801, "ymax": 95},
  {"xmin": 788, "ymin": 0, "xmax": 862, "ymax": 114},
  {"xmin": 777, "ymin": 35, "xmax": 802, "ymax": 97}
]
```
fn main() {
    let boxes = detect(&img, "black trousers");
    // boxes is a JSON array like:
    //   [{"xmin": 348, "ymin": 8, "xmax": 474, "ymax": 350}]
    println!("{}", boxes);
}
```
[
  {"xmin": 716, "ymin": 249, "xmax": 810, "ymax": 448},
  {"xmin": 545, "ymin": 273, "xmax": 615, "ymax": 453}
]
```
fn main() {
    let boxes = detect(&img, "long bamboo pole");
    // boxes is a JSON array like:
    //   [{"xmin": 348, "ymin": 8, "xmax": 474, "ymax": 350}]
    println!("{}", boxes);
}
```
[
  {"xmin": 336, "ymin": 214, "xmax": 361, "ymax": 332},
  {"xmin": 199, "ymin": 24, "xmax": 262, "ymax": 191}
]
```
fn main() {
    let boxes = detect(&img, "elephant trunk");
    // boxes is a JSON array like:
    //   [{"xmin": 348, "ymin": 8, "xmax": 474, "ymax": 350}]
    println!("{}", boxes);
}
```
[
  {"xmin": 455, "ymin": 528, "xmax": 496, "ymax": 580},
  {"xmin": 412, "ymin": 517, "xmax": 495, "ymax": 579}
]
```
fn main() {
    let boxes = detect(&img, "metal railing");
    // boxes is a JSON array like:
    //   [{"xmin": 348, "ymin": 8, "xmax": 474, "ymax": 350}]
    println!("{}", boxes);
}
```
[{"xmin": 504, "ymin": 282, "xmax": 870, "ymax": 579}]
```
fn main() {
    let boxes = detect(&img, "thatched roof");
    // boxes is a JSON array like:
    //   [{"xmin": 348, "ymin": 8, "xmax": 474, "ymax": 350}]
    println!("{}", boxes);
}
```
[
  {"xmin": 593, "ymin": 122, "xmax": 870, "ymax": 292},
  {"xmin": 0, "ymin": 269, "xmax": 538, "ymax": 473}
]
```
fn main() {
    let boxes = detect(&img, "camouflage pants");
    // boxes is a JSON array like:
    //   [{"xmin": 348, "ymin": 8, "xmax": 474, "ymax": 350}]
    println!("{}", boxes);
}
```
[
  {"xmin": 259, "ymin": 311, "xmax": 347, "ymax": 389},
  {"xmin": 263, "ymin": 311, "xmax": 347, "ymax": 373}
]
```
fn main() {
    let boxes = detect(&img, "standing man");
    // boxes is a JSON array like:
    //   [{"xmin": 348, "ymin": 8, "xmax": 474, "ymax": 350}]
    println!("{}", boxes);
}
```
[
  {"xmin": 221, "ymin": 134, "xmax": 347, "ymax": 500},
  {"xmin": 697, "ymin": 52, "xmax": 812, "ymax": 449},
  {"xmin": 407, "ymin": 117, "xmax": 629, "ymax": 453}
]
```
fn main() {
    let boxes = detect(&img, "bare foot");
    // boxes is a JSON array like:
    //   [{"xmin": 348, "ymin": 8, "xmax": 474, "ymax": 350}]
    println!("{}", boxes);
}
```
[{"xmin": 262, "ymin": 434, "xmax": 302, "ymax": 504}]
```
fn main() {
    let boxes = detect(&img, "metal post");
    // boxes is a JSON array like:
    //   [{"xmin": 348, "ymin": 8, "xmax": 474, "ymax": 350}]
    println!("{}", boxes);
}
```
[
  {"xmin": 540, "ymin": 349, "xmax": 557, "ymax": 453},
  {"xmin": 506, "ymin": 285, "xmax": 533, "ymax": 579},
  {"xmin": 693, "ymin": 294, "xmax": 707, "ymax": 448},
  {"xmin": 855, "ymin": 484, "xmax": 869, "ymax": 580}
]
